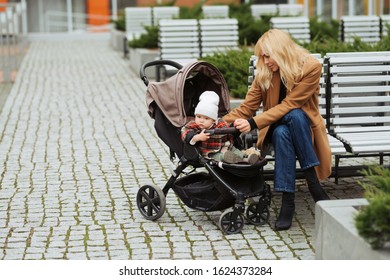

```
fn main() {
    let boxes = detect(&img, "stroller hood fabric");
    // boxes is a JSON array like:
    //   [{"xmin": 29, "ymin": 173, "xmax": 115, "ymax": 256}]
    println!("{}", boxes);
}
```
[{"xmin": 146, "ymin": 61, "xmax": 231, "ymax": 128}]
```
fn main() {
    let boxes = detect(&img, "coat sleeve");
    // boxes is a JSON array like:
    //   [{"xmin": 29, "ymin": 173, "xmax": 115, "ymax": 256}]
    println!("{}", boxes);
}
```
[
  {"xmin": 253, "ymin": 59, "xmax": 321, "ymax": 129},
  {"xmin": 222, "ymin": 83, "xmax": 263, "ymax": 124}
]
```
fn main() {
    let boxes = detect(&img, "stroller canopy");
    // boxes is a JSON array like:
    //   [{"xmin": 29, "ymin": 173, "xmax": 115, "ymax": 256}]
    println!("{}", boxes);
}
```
[{"xmin": 146, "ymin": 61, "xmax": 231, "ymax": 128}]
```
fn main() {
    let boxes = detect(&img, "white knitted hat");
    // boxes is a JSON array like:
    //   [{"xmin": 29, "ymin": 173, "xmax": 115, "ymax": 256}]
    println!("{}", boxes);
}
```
[{"xmin": 194, "ymin": 91, "xmax": 219, "ymax": 120}]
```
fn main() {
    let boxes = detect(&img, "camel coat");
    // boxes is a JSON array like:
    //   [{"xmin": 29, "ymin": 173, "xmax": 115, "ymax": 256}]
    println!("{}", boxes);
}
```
[{"xmin": 223, "ymin": 56, "xmax": 332, "ymax": 180}]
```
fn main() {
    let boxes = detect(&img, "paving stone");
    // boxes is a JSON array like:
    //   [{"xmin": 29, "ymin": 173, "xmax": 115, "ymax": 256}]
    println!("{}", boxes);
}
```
[
  {"xmin": 275, "ymin": 250, "xmax": 296, "ymax": 260},
  {"xmin": 44, "ymin": 251, "xmax": 66, "ymax": 259},
  {"xmin": 172, "ymin": 252, "xmax": 192, "ymax": 259},
  {"xmin": 24, "ymin": 253, "xmax": 44, "ymax": 260},
  {"xmin": 66, "ymin": 252, "xmax": 88, "ymax": 260}
]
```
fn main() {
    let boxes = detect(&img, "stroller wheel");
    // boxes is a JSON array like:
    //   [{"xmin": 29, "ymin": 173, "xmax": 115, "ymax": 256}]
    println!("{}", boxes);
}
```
[
  {"xmin": 219, "ymin": 209, "xmax": 245, "ymax": 234},
  {"xmin": 246, "ymin": 200, "xmax": 270, "ymax": 226},
  {"xmin": 137, "ymin": 184, "xmax": 166, "ymax": 221}
]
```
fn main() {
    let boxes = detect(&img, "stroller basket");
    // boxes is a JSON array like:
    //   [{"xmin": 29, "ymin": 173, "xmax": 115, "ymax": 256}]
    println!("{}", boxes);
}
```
[
  {"xmin": 172, "ymin": 172, "xmax": 235, "ymax": 212},
  {"xmin": 218, "ymin": 157, "xmax": 268, "ymax": 177}
]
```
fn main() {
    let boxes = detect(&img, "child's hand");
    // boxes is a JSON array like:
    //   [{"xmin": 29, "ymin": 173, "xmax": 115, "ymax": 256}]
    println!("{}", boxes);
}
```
[{"xmin": 193, "ymin": 129, "xmax": 210, "ymax": 142}]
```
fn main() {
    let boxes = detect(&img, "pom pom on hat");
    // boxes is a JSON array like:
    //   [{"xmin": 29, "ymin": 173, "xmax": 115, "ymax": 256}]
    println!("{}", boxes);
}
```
[{"xmin": 194, "ymin": 91, "xmax": 219, "ymax": 120}]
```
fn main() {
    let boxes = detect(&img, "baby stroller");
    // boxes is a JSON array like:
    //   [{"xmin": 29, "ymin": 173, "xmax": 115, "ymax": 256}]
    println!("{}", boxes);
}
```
[{"xmin": 136, "ymin": 60, "xmax": 272, "ymax": 234}]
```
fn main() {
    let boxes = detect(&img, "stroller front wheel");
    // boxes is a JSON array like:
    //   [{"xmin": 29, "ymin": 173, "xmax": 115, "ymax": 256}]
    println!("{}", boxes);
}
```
[
  {"xmin": 137, "ymin": 184, "xmax": 166, "ymax": 220},
  {"xmin": 219, "ymin": 209, "xmax": 245, "ymax": 234},
  {"xmin": 246, "ymin": 199, "xmax": 270, "ymax": 226}
]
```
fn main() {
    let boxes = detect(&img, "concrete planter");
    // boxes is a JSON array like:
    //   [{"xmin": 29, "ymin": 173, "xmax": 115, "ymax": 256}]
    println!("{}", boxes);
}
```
[
  {"xmin": 129, "ymin": 48, "xmax": 159, "ymax": 79},
  {"xmin": 110, "ymin": 29, "xmax": 125, "ymax": 52},
  {"xmin": 315, "ymin": 198, "xmax": 390, "ymax": 259}
]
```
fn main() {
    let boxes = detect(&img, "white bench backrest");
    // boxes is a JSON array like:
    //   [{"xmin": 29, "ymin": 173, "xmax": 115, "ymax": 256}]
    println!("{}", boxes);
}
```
[
  {"xmin": 340, "ymin": 15, "xmax": 381, "ymax": 43},
  {"xmin": 250, "ymin": 4, "xmax": 278, "ymax": 19},
  {"xmin": 152, "ymin": 6, "xmax": 179, "ymax": 25},
  {"xmin": 278, "ymin": 4, "xmax": 303, "ymax": 16},
  {"xmin": 270, "ymin": 17, "xmax": 310, "ymax": 44},
  {"xmin": 381, "ymin": 15, "xmax": 390, "ymax": 37},
  {"xmin": 125, "ymin": 7, "xmax": 152, "ymax": 40},
  {"xmin": 199, "ymin": 18, "xmax": 239, "ymax": 57},
  {"xmin": 202, "ymin": 5, "xmax": 229, "ymax": 19},
  {"xmin": 326, "ymin": 52, "xmax": 390, "ymax": 134},
  {"xmin": 158, "ymin": 19, "xmax": 200, "ymax": 60}
]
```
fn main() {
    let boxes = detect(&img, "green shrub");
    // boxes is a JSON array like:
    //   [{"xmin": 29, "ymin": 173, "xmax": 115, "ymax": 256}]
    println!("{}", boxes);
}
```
[
  {"xmin": 113, "ymin": 11, "xmax": 125, "ymax": 31},
  {"xmin": 355, "ymin": 166, "xmax": 390, "ymax": 249},
  {"xmin": 309, "ymin": 17, "xmax": 339, "ymax": 42},
  {"xmin": 179, "ymin": 0, "xmax": 205, "ymax": 19},
  {"xmin": 128, "ymin": 26, "xmax": 159, "ymax": 49},
  {"xmin": 304, "ymin": 37, "xmax": 373, "ymax": 56},
  {"xmin": 128, "ymin": 2, "xmax": 205, "ymax": 48},
  {"xmin": 158, "ymin": 0, "xmax": 176, "ymax": 7},
  {"xmin": 229, "ymin": 3, "xmax": 271, "ymax": 46},
  {"xmin": 201, "ymin": 47, "xmax": 253, "ymax": 99}
]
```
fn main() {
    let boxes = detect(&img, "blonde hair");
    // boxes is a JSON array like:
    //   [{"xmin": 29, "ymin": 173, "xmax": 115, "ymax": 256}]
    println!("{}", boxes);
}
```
[{"xmin": 254, "ymin": 29, "xmax": 311, "ymax": 92}]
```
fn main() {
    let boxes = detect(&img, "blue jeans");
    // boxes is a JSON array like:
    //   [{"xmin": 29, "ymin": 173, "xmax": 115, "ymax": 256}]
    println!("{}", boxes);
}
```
[{"xmin": 271, "ymin": 109, "xmax": 320, "ymax": 193}]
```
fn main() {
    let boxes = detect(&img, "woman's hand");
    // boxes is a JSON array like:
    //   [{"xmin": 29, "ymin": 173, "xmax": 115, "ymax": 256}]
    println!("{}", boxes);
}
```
[{"xmin": 234, "ymin": 119, "xmax": 251, "ymax": 133}]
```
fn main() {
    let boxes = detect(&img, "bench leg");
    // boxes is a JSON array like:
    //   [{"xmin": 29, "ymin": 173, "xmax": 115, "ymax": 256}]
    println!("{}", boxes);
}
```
[
  {"xmin": 123, "ymin": 37, "xmax": 129, "ymax": 59},
  {"xmin": 335, "ymin": 155, "xmax": 340, "ymax": 184},
  {"xmin": 380, "ymin": 153, "xmax": 384, "ymax": 165}
]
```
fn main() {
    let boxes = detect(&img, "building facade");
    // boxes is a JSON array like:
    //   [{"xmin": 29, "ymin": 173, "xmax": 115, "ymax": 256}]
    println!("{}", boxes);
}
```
[{"xmin": 2, "ymin": 0, "xmax": 389, "ymax": 33}]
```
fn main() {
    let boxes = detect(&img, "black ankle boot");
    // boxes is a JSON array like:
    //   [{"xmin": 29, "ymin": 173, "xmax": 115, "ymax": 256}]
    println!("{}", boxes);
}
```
[
  {"xmin": 308, "ymin": 184, "xmax": 330, "ymax": 202},
  {"xmin": 275, "ymin": 192, "xmax": 295, "ymax": 231},
  {"xmin": 304, "ymin": 167, "xmax": 330, "ymax": 203}
]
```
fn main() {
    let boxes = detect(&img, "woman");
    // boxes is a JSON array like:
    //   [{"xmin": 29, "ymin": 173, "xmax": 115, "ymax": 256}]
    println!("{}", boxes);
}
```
[{"xmin": 223, "ymin": 29, "xmax": 332, "ymax": 231}]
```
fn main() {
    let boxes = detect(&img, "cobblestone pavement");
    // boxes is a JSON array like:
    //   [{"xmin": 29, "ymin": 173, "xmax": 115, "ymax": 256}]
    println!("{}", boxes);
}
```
[{"xmin": 0, "ymin": 38, "xmax": 387, "ymax": 260}]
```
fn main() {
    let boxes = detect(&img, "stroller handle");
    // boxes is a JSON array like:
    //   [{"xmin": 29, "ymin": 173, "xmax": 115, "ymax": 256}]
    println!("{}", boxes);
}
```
[
  {"xmin": 205, "ymin": 127, "xmax": 239, "ymax": 135},
  {"xmin": 140, "ymin": 60, "xmax": 183, "ymax": 86}
]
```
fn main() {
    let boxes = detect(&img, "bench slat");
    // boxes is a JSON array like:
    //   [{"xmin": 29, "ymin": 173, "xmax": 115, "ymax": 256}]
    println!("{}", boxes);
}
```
[
  {"xmin": 330, "ymin": 65, "xmax": 390, "ymax": 74},
  {"xmin": 332, "ymin": 106, "xmax": 390, "ymax": 114},
  {"xmin": 329, "ymin": 56, "xmax": 390, "ymax": 64},
  {"xmin": 270, "ymin": 16, "xmax": 310, "ymax": 44},
  {"xmin": 351, "ymin": 145, "xmax": 390, "ymax": 153},
  {"xmin": 330, "ymin": 86, "xmax": 390, "ymax": 94},
  {"xmin": 199, "ymin": 18, "xmax": 239, "ymax": 57},
  {"xmin": 330, "ymin": 75, "xmax": 390, "ymax": 83},
  {"xmin": 337, "ymin": 132, "xmax": 390, "ymax": 139},
  {"xmin": 332, "ymin": 116, "xmax": 390, "ymax": 125}
]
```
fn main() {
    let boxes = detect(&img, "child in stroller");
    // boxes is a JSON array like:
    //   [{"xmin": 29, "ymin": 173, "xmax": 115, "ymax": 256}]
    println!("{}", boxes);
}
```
[
  {"xmin": 136, "ymin": 60, "xmax": 272, "ymax": 234},
  {"xmin": 181, "ymin": 91, "xmax": 260, "ymax": 165}
]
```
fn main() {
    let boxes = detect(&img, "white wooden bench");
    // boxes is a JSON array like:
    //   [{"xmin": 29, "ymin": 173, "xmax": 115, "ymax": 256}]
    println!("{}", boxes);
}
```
[
  {"xmin": 157, "ymin": 19, "xmax": 200, "ymax": 81},
  {"xmin": 270, "ymin": 17, "xmax": 311, "ymax": 44},
  {"xmin": 247, "ymin": 53, "xmax": 347, "ymax": 156},
  {"xmin": 325, "ymin": 52, "xmax": 390, "ymax": 155},
  {"xmin": 248, "ymin": 51, "xmax": 390, "ymax": 181},
  {"xmin": 124, "ymin": 7, "xmax": 152, "ymax": 57},
  {"xmin": 380, "ymin": 15, "xmax": 390, "ymax": 37},
  {"xmin": 277, "ymin": 4, "xmax": 303, "ymax": 16},
  {"xmin": 199, "ymin": 18, "xmax": 239, "ymax": 57},
  {"xmin": 250, "ymin": 4, "xmax": 278, "ymax": 19},
  {"xmin": 339, "ymin": 15, "xmax": 381, "ymax": 43},
  {"xmin": 152, "ymin": 6, "xmax": 179, "ymax": 25},
  {"xmin": 202, "ymin": 5, "xmax": 229, "ymax": 19}
]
